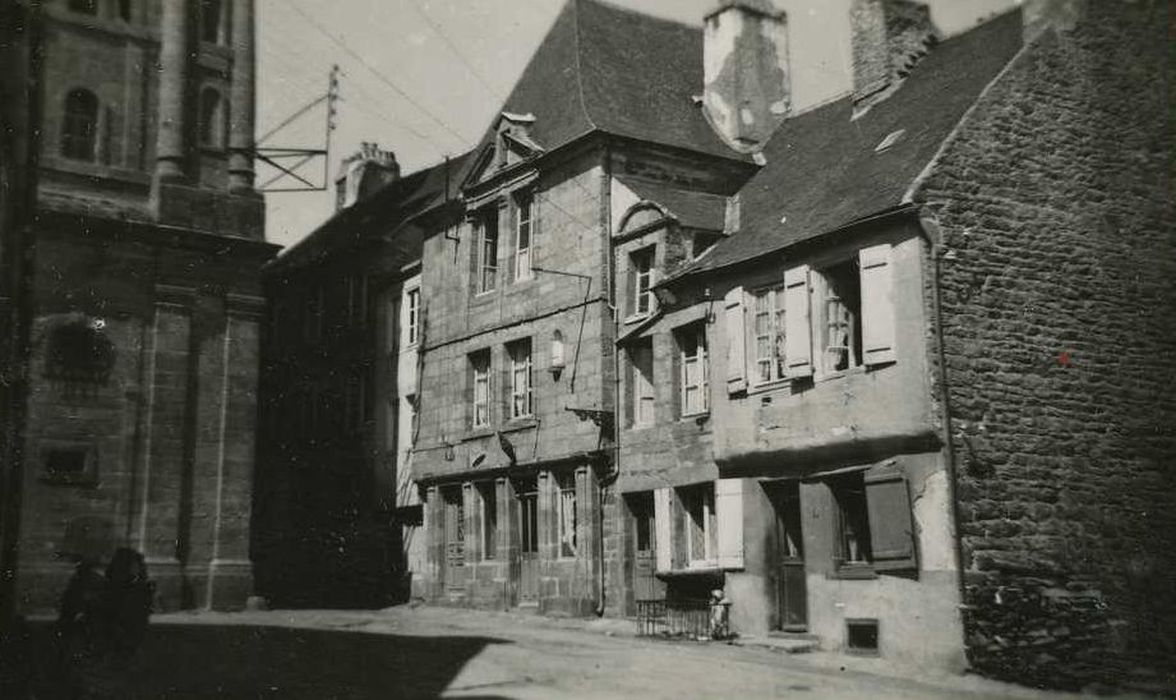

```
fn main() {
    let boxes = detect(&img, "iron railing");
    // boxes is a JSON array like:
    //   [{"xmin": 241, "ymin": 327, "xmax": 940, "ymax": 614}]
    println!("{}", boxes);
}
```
[{"xmin": 636, "ymin": 598, "xmax": 730, "ymax": 640}]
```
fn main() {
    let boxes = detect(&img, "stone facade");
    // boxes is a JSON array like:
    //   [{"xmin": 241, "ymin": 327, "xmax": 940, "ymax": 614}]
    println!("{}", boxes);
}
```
[
  {"xmin": 913, "ymin": 1, "xmax": 1175, "ymax": 687},
  {"xmin": 11, "ymin": 0, "xmax": 275, "ymax": 614}
]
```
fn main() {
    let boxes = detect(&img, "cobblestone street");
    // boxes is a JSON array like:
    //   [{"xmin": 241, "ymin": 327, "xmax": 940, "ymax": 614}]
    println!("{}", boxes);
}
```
[{"xmin": 24, "ymin": 606, "xmax": 1093, "ymax": 699}]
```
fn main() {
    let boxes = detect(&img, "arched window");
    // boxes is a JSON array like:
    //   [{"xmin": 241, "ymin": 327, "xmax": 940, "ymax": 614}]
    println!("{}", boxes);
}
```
[
  {"xmin": 201, "ymin": 0, "xmax": 223, "ymax": 43},
  {"xmin": 198, "ymin": 88, "xmax": 225, "ymax": 149},
  {"xmin": 61, "ymin": 89, "xmax": 98, "ymax": 161}
]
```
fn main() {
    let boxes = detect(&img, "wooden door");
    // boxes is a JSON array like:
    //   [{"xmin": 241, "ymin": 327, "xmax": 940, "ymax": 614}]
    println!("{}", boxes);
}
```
[
  {"xmin": 517, "ymin": 483, "xmax": 539, "ymax": 604},
  {"xmin": 630, "ymin": 493, "xmax": 663, "ymax": 603},
  {"xmin": 768, "ymin": 481, "xmax": 807, "ymax": 631},
  {"xmin": 443, "ymin": 489, "xmax": 465, "ymax": 592}
]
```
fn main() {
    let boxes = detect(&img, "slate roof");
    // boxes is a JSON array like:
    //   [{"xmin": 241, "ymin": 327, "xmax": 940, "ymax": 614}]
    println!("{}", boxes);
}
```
[
  {"xmin": 678, "ymin": 8, "xmax": 1025, "ymax": 277},
  {"xmin": 273, "ymin": 149, "xmax": 475, "ymax": 270},
  {"xmin": 459, "ymin": 0, "xmax": 749, "ymax": 180},
  {"xmin": 615, "ymin": 176, "xmax": 728, "ymax": 232}
]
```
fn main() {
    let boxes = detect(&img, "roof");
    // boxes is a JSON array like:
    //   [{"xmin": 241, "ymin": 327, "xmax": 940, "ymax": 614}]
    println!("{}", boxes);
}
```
[
  {"xmin": 679, "ymin": 8, "xmax": 1024, "ymax": 277},
  {"xmin": 459, "ymin": 0, "xmax": 749, "ymax": 180},
  {"xmin": 271, "ymin": 149, "xmax": 475, "ymax": 271},
  {"xmin": 616, "ymin": 176, "xmax": 728, "ymax": 232}
]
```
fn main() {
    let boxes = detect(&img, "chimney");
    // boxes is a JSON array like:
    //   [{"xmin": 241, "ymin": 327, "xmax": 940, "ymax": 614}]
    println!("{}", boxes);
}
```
[
  {"xmin": 335, "ymin": 142, "xmax": 400, "ymax": 211},
  {"xmin": 850, "ymin": 0, "xmax": 937, "ymax": 106},
  {"xmin": 702, "ymin": 0, "xmax": 791, "ymax": 153}
]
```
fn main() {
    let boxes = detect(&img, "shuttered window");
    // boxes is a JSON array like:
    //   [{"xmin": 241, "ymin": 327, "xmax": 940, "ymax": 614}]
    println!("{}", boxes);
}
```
[
  {"xmin": 752, "ymin": 286, "xmax": 786, "ymax": 384},
  {"xmin": 654, "ymin": 488, "xmax": 673, "ymax": 572},
  {"xmin": 859, "ymin": 244, "xmax": 897, "ymax": 366},
  {"xmin": 783, "ymin": 265, "xmax": 813, "ymax": 378},
  {"xmin": 514, "ymin": 192, "xmax": 533, "ymax": 281},
  {"xmin": 680, "ymin": 483, "xmax": 717, "ymax": 567},
  {"xmin": 630, "ymin": 338, "xmax": 655, "ymax": 427},
  {"xmin": 864, "ymin": 462, "xmax": 917, "ymax": 572},
  {"xmin": 476, "ymin": 208, "xmax": 499, "ymax": 294},
  {"xmin": 677, "ymin": 323, "xmax": 709, "ymax": 416},
  {"xmin": 715, "ymin": 478, "xmax": 745, "ymax": 570},
  {"xmin": 631, "ymin": 247, "xmax": 655, "ymax": 316}
]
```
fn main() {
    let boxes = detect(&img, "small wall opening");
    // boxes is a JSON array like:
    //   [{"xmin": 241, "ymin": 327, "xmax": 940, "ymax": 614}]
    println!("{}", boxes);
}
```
[{"xmin": 846, "ymin": 618, "xmax": 879, "ymax": 655}]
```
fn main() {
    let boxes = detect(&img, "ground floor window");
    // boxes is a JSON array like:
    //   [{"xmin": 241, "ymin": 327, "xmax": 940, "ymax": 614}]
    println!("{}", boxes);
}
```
[
  {"xmin": 556, "ymin": 472, "xmax": 578, "ymax": 558},
  {"xmin": 679, "ymin": 483, "xmax": 716, "ymax": 567},
  {"xmin": 477, "ymin": 481, "xmax": 497, "ymax": 560}
]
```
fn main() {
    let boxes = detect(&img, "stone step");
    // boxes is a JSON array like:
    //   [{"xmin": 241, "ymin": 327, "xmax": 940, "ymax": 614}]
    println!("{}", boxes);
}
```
[{"xmin": 733, "ymin": 635, "xmax": 819, "ymax": 654}]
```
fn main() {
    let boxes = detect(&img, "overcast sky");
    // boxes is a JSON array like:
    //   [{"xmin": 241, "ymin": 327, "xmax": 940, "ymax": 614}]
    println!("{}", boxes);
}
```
[{"xmin": 257, "ymin": 0, "xmax": 1017, "ymax": 249}]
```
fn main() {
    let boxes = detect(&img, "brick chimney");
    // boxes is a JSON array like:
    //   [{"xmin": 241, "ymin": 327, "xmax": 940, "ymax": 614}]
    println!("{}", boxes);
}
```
[
  {"xmin": 335, "ymin": 142, "xmax": 400, "ymax": 210},
  {"xmin": 702, "ymin": 0, "xmax": 791, "ymax": 153},
  {"xmin": 850, "ymin": 0, "xmax": 937, "ymax": 106}
]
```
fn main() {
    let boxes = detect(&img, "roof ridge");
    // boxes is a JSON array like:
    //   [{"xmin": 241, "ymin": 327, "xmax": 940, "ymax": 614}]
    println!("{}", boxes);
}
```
[{"xmin": 570, "ymin": 0, "xmax": 598, "ymax": 135}]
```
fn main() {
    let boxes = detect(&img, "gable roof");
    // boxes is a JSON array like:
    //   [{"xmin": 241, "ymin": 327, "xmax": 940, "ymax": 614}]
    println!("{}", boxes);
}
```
[
  {"xmin": 459, "ymin": 0, "xmax": 749, "ymax": 182},
  {"xmin": 271, "ymin": 149, "xmax": 475, "ymax": 272},
  {"xmin": 678, "ymin": 8, "xmax": 1025, "ymax": 277}
]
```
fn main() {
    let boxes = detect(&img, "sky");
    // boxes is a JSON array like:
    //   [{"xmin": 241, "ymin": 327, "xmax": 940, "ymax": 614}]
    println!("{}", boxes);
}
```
[{"xmin": 257, "ymin": 0, "xmax": 1018, "ymax": 249}]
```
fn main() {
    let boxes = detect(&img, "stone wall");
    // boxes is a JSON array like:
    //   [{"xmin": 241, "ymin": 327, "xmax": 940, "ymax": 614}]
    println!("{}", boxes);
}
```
[{"xmin": 916, "ymin": 2, "xmax": 1175, "ymax": 688}]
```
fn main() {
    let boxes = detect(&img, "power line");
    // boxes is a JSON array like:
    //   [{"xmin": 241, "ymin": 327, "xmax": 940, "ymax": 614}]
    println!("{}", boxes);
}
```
[
  {"xmin": 404, "ymin": 0, "xmax": 503, "ymax": 102},
  {"xmin": 284, "ymin": 0, "xmax": 469, "ymax": 147}
]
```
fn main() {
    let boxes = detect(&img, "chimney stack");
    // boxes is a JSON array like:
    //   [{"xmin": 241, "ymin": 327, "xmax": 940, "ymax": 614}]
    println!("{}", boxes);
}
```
[
  {"xmin": 702, "ymin": 0, "xmax": 791, "ymax": 153},
  {"xmin": 850, "ymin": 0, "xmax": 937, "ymax": 106},
  {"xmin": 335, "ymin": 143, "xmax": 400, "ymax": 210}
]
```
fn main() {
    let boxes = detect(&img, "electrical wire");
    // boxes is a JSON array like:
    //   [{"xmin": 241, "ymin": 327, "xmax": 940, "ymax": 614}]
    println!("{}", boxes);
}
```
[{"xmin": 404, "ymin": 0, "xmax": 503, "ymax": 102}]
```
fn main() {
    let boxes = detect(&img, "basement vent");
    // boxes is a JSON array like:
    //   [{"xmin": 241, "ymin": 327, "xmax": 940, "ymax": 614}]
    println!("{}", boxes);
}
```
[{"xmin": 846, "ymin": 619, "xmax": 879, "ymax": 655}]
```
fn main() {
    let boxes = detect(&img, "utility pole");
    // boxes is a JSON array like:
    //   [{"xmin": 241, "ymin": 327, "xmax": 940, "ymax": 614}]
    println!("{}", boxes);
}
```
[{"xmin": 0, "ymin": 0, "xmax": 41, "ymax": 629}]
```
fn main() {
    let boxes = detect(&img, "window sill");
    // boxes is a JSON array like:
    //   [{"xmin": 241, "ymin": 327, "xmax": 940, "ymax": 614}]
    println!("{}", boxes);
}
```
[
  {"xmin": 679, "ymin": 411, "xmax": 710, "ymax": 423},
  {"xmin": 814, "ymin": 364, "xmax": 868, "ymax": 384},
  {"xmin": 830, "ymin": 564, "xmax": 877, "ymax": 580},
  {"xmin": 462, "ymin": 427, "xmax": 495, "ymax": 442},
  {"xmin": 471, "ymin": 290, "xmax": 497, "ymax": 303},
  {"xmin": 656, "ymin": 567, "xmax": 724, "ymax": 580},
  {"xmin": 40, "ymin": 474, "xmax": 99, "ymax": 489},
  {"xmin": 747, "ymin": 379, "xmax": 790, "ymax": 396},
  {"xmin": 501, "ymin": 417, "xmax": 538, "ymax": 433},
  {"xmin": 623, "ymin": 313, "xmax": 651, "ymax": 326}
]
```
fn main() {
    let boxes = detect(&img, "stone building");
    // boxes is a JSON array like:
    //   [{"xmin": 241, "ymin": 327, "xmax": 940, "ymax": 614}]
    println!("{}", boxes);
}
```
[
  {"xmin": 255, "ymin": 146, "xmax": 471, "ymax": 607},
  {"xmin": 6, "ymin": 0, "xmax": 276, "ymax": 613},
  {"xmin": 259, "ymin": 0, "xmax": 1172, "ymax": 688}
]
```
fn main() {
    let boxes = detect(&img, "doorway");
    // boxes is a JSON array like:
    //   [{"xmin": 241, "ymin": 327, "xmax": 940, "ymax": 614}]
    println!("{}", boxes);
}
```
[
  {"xmin": 516, "ymin": 478, "xmax": 539, "ymax": 605},
  {"xmin": 442, "ymin": 487, "xmax": 465, "ymax": 593},
  {"xmin": 628, "ymin": 492, "xmax": 664, "ymax": 607},
  {"xmin": 766, "ymin": 481, "xmax": 807, "ymax": 631}
]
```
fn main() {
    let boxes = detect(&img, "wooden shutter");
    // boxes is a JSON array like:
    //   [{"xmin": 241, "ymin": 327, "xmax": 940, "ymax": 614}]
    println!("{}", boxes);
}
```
[
  {"xmin": 654, "ymin": 488, "xmax": 673, "ymax": 572},
  {"xmin": 864, "ymin": 461, "xmax": 917, "ymax": 573},
  {"xmin": 724, "ymin": 286, "xmax": 747, "ymax": 395},
  {"xmin": 715, "ymin": 478, "xmax": 744, "ymax": 570},
  {"xmin": 859, "ymin": 243, "xmax": 897, "ymax": 366},
  {"xmin": 783, "ymin": 264, "xmax": 813, "ymax": 378}
]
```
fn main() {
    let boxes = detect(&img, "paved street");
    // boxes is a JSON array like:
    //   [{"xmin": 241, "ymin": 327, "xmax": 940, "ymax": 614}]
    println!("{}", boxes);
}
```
[{"xmin": 20, "ymin": 606, "xmax": 1099, "ymax": 699}]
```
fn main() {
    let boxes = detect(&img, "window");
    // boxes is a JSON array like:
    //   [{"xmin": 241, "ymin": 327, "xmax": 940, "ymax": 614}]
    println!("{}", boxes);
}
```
[
  {"xmin": 118, "ymin": 0, "xmax": 132, "ymax": 21},
  {"xmin": 681, "ymin": 483, "xmax": 717, "ymax": 566},
  {"xmin": 556, "ymin": 472, "xmax": 577, "ymax": 558},
  {"xmin": 514, "ymin": 192, "xmax": 533, "ymax": 281},
  {"xmin": 508, "ymin": 339, "xmax": 532, "ymax": 419},
  {"xmin": 478, "ymin": 481, "xmax": 497, "ymax": 560},
  {"xmin": 476, "ymin": 208, "xmax": 499, "ymax": 294},
  {"xmin": 404, "ymin": 287, "xmax": 420, "ymax": 347},
  {"xmin": 68, "ymin": 0, "xmax": 97, "ymax": 15},
  {"xmin": 629, "ymin": 338, "xmax": 654, "ymax": 427},
  {"xmin": 630, "ymin": 247, "xmax": 655, "ymax": 317},
  {"xmin": 677, "ymin": 323, "xmax": 708, "ymax": 416},
  {"xmin": 198, "ymin": 88, "xmax": 224, "ymax": 148},
  {"xmin": 470, "ymin": 350, "xmax": 491, "ymax": 428},
  {"xmin": 201, "ymin": 0, "xmax": 223, "ymax": 43},
  {"xmin": 847, "ymin": 619, "xmax": 880, "ymax": 655},
  {"xmin": 817, "ymin": 259, "xmax": 862, "ymax": 374},
  {"xmin": 61, "ymin": 89, "xmax": 98, "ymax": 161},
  {"xmin": 43, "ymin": 447, "xmax": 95, "ymax": 486},
  {"xmin": 752, "ymin": 286, "xmax": 786, "ymax": 384},
  {"xmin": 831, "ymin": 473, "xmax": 872, "ymax": 567}
]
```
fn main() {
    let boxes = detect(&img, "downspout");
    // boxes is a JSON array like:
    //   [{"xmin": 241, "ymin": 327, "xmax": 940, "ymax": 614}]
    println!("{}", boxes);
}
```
[
  {"xmin": 596, "ymin": 146, "xmax": 616, "ymax": 616},
  {"xmin": 917, "ymin": 211, "xmax": 970, "ymax": 626}
]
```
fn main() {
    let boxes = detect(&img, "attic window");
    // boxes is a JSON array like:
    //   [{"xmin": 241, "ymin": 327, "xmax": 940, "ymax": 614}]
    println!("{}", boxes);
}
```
[{"xmin": 874, "ymin": 129, "xmax": 906, "ymax": 153}]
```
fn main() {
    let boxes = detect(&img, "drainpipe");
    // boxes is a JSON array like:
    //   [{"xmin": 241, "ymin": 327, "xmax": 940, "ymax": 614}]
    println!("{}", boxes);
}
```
[
  {"xmin": 917, "ymin": 211, "xmax": 970, "ymax": 618},
  {"xmin": 595, "ymin": 146, "xmax": 617, "ymax": 617}
]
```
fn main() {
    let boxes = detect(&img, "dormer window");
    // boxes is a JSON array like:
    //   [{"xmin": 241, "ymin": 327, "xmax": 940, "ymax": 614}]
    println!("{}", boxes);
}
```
[
  {"xmin": 475, "ymin": 207, "xmax": 499, "ymax": 295},
  {"xmin": 630, "ymin": 246, "xmax": 655, "ymax": 317},
  {"xmin": 61, "ymin": 88, "xmax": 98, "ymax": 161}
]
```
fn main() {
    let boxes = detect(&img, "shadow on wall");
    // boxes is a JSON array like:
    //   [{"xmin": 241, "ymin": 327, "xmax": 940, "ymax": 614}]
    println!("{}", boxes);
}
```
[{"xmin": 19, "ymin": 623, "xmax": 511, "ymax": 699}]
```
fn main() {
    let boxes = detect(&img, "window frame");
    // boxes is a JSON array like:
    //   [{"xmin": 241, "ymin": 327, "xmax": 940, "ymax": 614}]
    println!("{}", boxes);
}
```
[
  {"xmin": 475, "ymin": 207, "xmax": 500, "ymax": 296},
  {"xmin": 556, "ymin": 472, "xmax": 578, "ymax": 559},
  {"xmin": 508, "ymin": 339, "xmax": 533, "ymax": 420},
  {"xmin": 677, "ymin": 323, "xmax": 709, "ymax": 417},
  {"xmin": 470, "ymin": 350, "xmax": 491, "ymax": 428},
  {"xmin": 61, "ymin": 88, "xmax": 98, "ymax": 162},
  {"xmin": 815, "ymin": 259, "xmax": 863, "ymax": 378},
  {"xmin": 630, "ymin": 247, "xmax": 655, "ymax": 318},
  {"xmin": 404, "ymin": 286, "xmax": 420, "ymax": 348},
  {"xmin": 750, "ymin": 285, "xmax": 787, "ymax": 386},
  {"xmin": 830, "ymin": 473, "xmax": 874, "ymax": 575},
  {"xmin": 681, "ymin": 483, "xmax": 717, "ymax": 568},
  {"xmin": 513, "ymin": 191, "xmax": 533, "ymax": 282}
]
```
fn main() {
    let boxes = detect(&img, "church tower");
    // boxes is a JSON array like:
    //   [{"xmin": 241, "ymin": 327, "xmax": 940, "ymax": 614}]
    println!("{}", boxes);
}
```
[{"xmin": 16, "ymin": 0, "xmax": 277, "ymax": 612}]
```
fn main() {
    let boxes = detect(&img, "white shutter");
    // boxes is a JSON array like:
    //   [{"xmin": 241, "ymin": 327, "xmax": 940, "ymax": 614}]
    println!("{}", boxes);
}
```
[
  {"xmin": 783, "ymin": 264, "xmax": 813, "ymax": 378},
  {"xmin": 715, "ymin": 478, "xmax": 744, "ymax": 570},
  {"xmin": 654, "ymin": 488, "xmax": 673, "ymax": 572},
  {"xmin": 724, "ymin": 286, "xmax": 746, "ymax": 395},
  {"xmin": 859, "ymin": 243, "xmax": 897, "ymax": 366}
]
